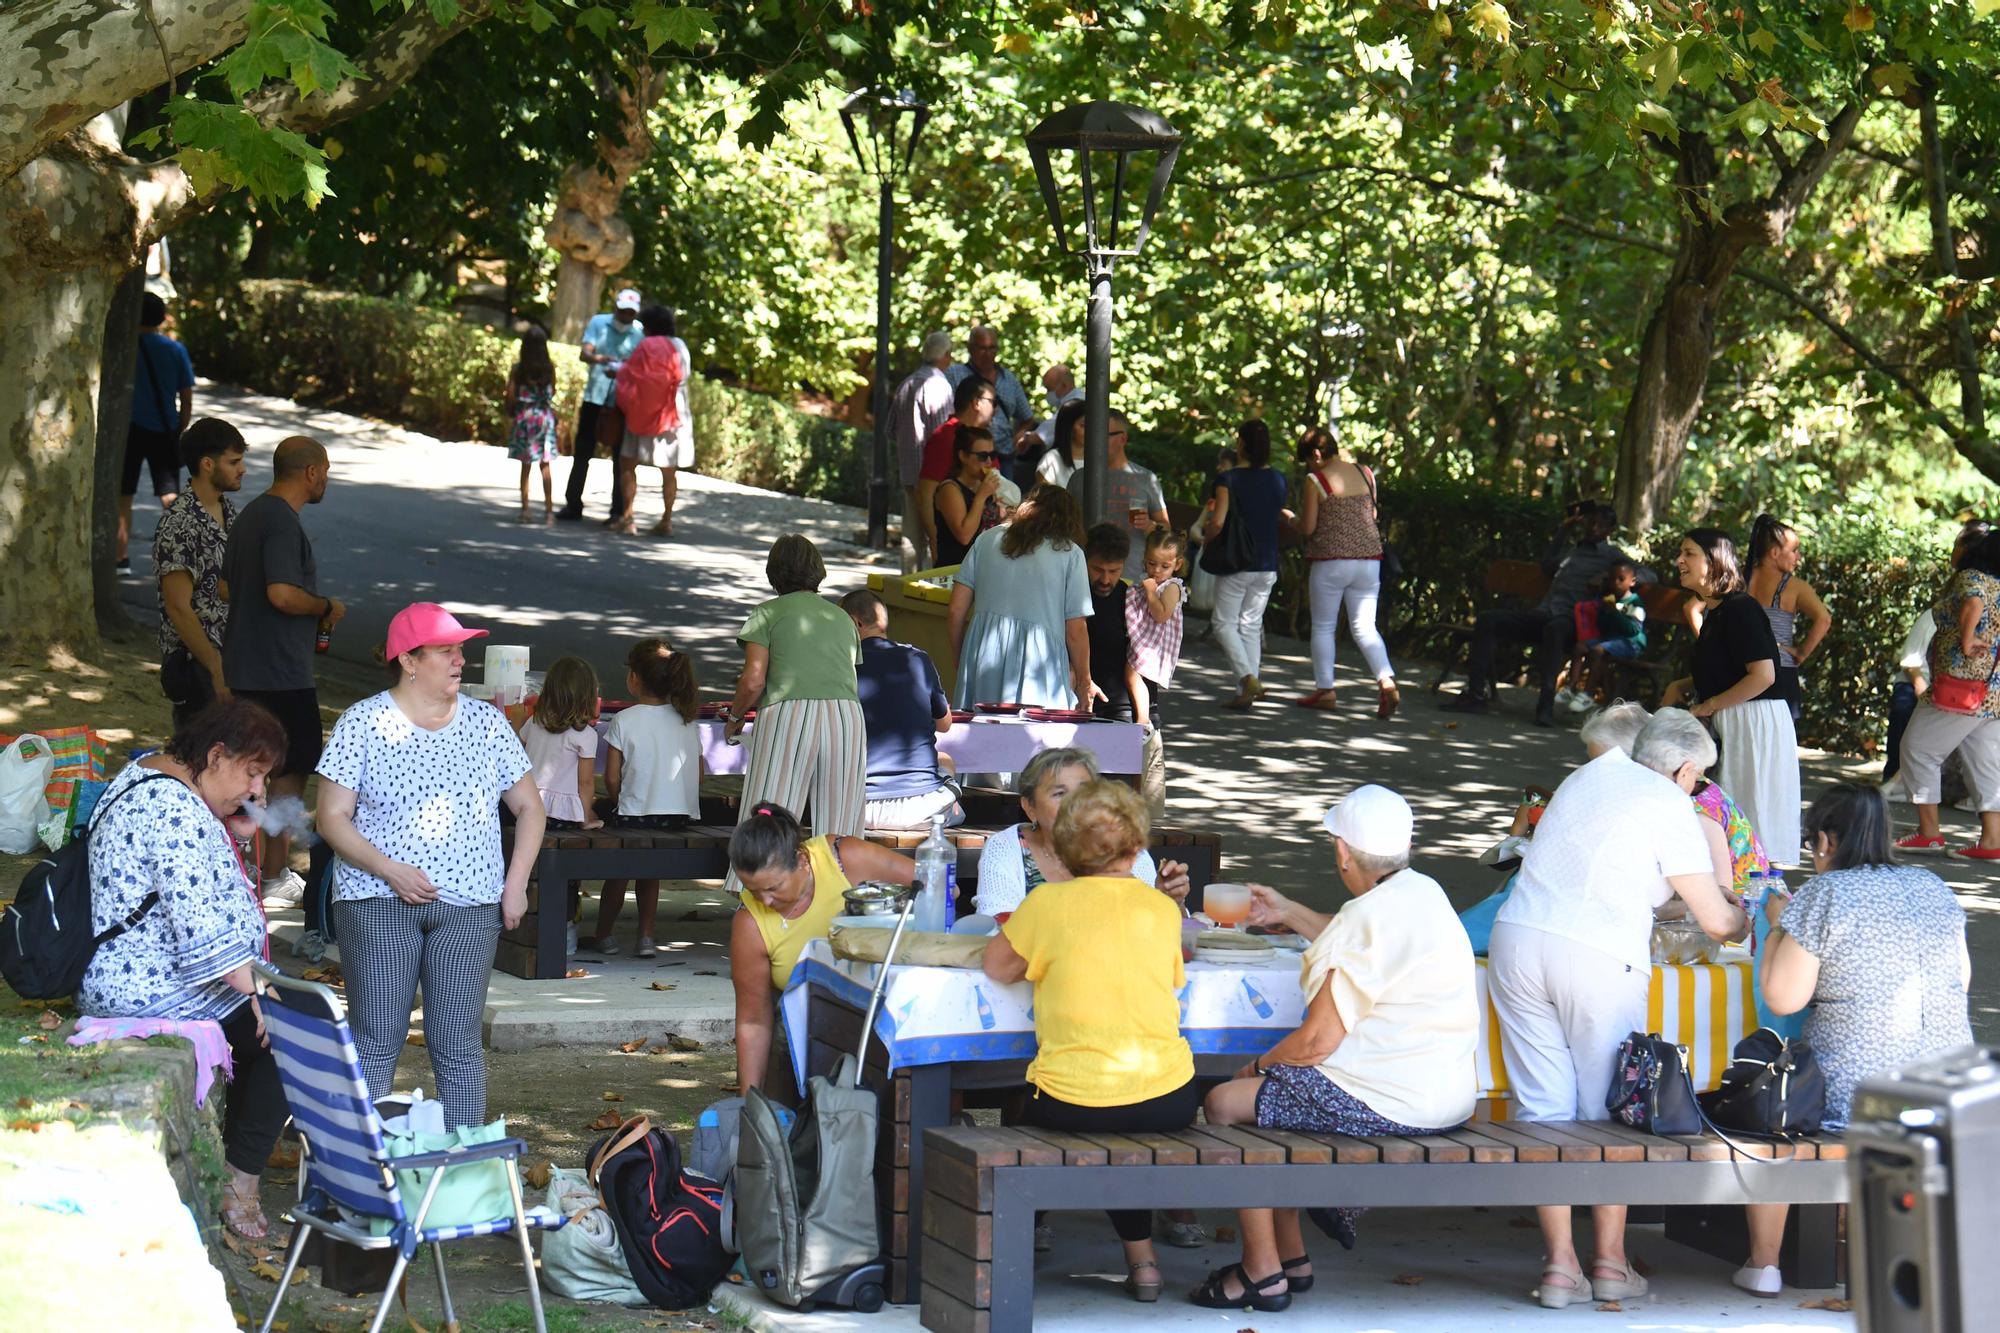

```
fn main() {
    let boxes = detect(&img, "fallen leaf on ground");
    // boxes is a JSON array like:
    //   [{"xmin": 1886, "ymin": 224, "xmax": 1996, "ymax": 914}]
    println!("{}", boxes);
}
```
[
  {"xmin": 18, "ymin": 1034, "xmax": 47, "ymax": 1044},
  {"xmin": 1390, "ymin": 1273, "xmax": 1424, "ymax": 1286},
  {"xmin": 405, "ymin": 1032, "xmax": 426, "ymax": 1047},
  {"xmin": 693, "ymin": 969, "xmax": 718, "ymax": 976},
  {"xmin": 267, "ymin": 1142, "xmax": 301, "ymax": 1169},
  {"xmin": 36, "ymin": 1011, "xmax": 60, "ymax": 1029},
  {"xmin": 13, "ymin": 1096, "xmax": 28, "ymax": 1109},
  {"xmin": 1799, "ymin": 1298, "xmax": 1853, "ymax": 1311},
  {"xmin": 602, "ymin": 1091, "xmax": 625, "ymax": 1102},
  {"xmin": 565, "ymin": 968, "xmax": 592, "ymax": 978},
  {"xmin": 718, "ymin": 1080, "xmax": 741, "ymax": 1093},
  {"xmin": 301, "ymin": 967, "xmax": 342, "ymax": 986},
  {"xmin": 648, "ymin": 982, "xmax": 676, "ymax": 992},
  {"xmin": 1213, "ymin": 1225, "xmax": 1237, "ymax": 1242},
  {"xmin": 1445, "ymin": 721, "xmax": 1460, "ymax": 729},
  {"xmin": 1596, "ymin": 1301, "xmax": 1622, "ymax": 1312},
  {"xmin": 250, "ymin": 1258, "xmax": 285, "ymax": 1282},
  {"xmin": 667, "ymin": 1034, "xmax": 702, "ymax": 1052},
  {"xmin": 523, "ymin": 1160, "xmax": 552, "ymax": 1190},
  {"xmin": 1507, "ymin": 1215, "xmax": 1538, "ymax": 1228},
  {"xmin": 588, "ymin": 1109, "xmax": 625, "ymax": 1131},
  {"xmin": 219, "ymin": 1229, "xmax": 243, "ymax": 1255},
  {"xmin": 619, "ymin": 1038, "xmax": 650, "ymax": 1053},
  {"xmin": 7, "ymin": 1120, "xmax": 40, "ymax": 1133}
]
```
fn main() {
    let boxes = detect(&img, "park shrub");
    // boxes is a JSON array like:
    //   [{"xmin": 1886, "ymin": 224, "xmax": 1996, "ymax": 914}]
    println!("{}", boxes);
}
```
[{"xmin": 177, "ymin": 279, "xmax": 866, "ymax": 504}]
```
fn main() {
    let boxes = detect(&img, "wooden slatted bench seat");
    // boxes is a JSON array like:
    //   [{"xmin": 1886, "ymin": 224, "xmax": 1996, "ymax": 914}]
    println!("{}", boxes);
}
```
[
  {"xmin": 918, "ymin": 1122, "xmax": 1847, "ymax": 1333},
  {"xmin": 497, "ymin": 823, "xmax": 1223, "ymax": 978}
]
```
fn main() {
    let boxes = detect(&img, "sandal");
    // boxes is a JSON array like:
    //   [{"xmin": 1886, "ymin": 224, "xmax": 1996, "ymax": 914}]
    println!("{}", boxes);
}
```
[
  {"xmin": 1293, "ymin": 690, "xmax": 1336, "ymax": 710},
  {"xmin": 1125, "ymin": 1260, "xmax": 1162, "ymax": 1303},
  {"xmin": 221, "ymin": 1188, "xmax": 268, "ymax": 1242},
  {"xmin": 1535, "ymin": 1259, "xmax": 1587, "ymax": 1310},
  {"xmin": 652, "ymin": 519, "xmax": 673, "ymax": 537},
  {"xmin": 1590, "ymin": 1257, "xmax": 1649, "ymax": 1302},
  {"xmin": 1377, "ymin": 681, "xmax": 1400, "ymax": 720},
  {"xmin": 1280, "ymin": 1254, "xmax": 1314, "ymax": 1293},
  {"xmin": 1189, "ymin": 1262, "xmax": 1290, "ymax": 1312}
]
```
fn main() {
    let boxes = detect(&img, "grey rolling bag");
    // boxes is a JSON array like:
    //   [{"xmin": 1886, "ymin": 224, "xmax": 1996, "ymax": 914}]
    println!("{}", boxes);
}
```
[{"xmin": 733, "ymin": 901, "xmax": 914, "ymax": 1312}]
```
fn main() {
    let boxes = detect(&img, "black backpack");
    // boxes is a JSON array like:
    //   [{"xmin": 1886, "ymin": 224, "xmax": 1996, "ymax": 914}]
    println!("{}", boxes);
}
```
[
  {"xmin": 587, "ymin": 1116, "xmax": 730, "ymax": 1309},
  {"xmin": 0, "ymin": 773, "xmax": 180, "ymax": 999}
]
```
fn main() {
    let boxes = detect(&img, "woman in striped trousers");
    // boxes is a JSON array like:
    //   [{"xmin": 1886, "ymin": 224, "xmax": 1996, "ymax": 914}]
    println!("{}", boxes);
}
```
[{"xmin": 725, "ymin": 535, "xmax": 867, "ymax": 888}]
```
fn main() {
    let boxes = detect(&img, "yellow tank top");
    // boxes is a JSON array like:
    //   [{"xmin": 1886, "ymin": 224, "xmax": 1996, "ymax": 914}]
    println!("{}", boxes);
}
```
[{"xmin": 739, "ymin": 835, "xmax": 852, "ymax": 990}]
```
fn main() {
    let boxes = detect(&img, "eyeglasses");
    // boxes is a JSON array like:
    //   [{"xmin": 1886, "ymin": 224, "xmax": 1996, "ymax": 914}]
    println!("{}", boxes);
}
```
[{"xmin": 969, "ymin": 450, "xmax": 998, "ymax": 461}]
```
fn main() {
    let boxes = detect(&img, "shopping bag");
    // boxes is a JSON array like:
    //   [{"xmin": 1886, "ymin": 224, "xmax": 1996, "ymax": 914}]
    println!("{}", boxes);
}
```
[
  {"xmin": 0, "ymin": 735, "xmax": 54, "ymax": 854},
  {"xmin": 369, "ymin": 1111, "xmax": 517, "ymax": 1235}
]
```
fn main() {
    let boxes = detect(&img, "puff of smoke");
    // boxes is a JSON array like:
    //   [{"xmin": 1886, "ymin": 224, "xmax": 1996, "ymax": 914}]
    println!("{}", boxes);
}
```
[{"xmin": 238, "ymin": 796, "xmax": 318, "ymax": 847}]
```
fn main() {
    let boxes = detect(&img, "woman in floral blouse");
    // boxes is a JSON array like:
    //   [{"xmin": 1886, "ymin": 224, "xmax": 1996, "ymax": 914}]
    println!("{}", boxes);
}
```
[{"xmin": 80, "ymin": 699, "xmax": 288, "ymax": 1240}]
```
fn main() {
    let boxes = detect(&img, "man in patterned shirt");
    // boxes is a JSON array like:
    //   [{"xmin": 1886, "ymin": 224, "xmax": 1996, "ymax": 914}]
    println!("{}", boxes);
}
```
[{"xmin": 154, "ymin": 418, "xmax": 246, "ymax": 727}]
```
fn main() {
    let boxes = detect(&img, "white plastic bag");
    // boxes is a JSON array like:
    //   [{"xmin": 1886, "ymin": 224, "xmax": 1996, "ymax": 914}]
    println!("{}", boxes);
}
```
[
  {"xmin": 0, "ymin": 735, "xmax": 54, "ymax": 854},
  {"xmin": 541, "ymin": 1166, "xmax": 648, "ymax": 1306}
]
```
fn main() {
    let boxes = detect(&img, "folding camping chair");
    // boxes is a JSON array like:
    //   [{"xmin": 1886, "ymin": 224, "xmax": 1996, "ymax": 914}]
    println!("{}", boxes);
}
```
[{"xmin": 251, "ymin": 961, "xmax": 564, "ymax": 1333}]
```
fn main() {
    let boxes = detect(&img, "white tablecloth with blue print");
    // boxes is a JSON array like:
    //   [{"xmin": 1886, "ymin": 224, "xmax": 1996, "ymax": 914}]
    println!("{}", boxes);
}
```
[{"xmin": 778, "ymin": 938, "xmax": 1758, "ymax": 1106}]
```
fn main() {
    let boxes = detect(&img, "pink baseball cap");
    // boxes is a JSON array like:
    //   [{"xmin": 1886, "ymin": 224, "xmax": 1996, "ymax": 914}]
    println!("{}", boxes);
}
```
[{"xmin": 385, "ymin": 603, "xmax": 490, "ymax": 660}]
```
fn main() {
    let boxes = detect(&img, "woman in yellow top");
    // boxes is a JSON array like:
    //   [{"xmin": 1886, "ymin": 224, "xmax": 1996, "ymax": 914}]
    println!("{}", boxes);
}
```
[
  {"xmin": 982, "ymin": 780, "xmax": 1196, "ymax": 1304},
  {"xmin": 728, "ymin": 802, "xmax": 916, "ymax": 1099}
]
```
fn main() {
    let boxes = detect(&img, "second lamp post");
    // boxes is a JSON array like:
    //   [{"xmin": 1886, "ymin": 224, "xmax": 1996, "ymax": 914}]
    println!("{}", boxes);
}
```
[{"xmin": 841, "ymin": 88, "xmax": 930, "ymax": 550}]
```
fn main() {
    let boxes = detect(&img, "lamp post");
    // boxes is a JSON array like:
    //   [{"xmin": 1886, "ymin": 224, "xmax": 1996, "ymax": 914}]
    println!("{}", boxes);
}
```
[
  {"xmin": 840, "ymin": 87, "xmax": 930, "ymax": 550},
  {"xmin": 1025, "ymin": 102, "xmax": 1181, "ymax": 525}
]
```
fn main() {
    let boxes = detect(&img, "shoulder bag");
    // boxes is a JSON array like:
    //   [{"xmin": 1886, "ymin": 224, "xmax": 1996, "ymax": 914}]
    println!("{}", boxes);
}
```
[
  {"xmin": 1199, "ymin": 476, "xmax": 1257, "ymax": 577},
  {"xmin": 1932, "ymin": 639, "xmax": 2000, "ymax": 715},
  {"xmin": 1605, "ymin": 1031, "xmax": 1702, "ymax": 1135},
  {"xmin": 1698, "ymin": 1027, "xmax": 1826, "ymax": 1139}
]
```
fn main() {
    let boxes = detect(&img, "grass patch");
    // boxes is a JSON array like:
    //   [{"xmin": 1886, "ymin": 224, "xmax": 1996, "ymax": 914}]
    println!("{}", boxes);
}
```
[{"xmin": 0, "ymin": 992, "xmax": 111, "ymax": 1128}]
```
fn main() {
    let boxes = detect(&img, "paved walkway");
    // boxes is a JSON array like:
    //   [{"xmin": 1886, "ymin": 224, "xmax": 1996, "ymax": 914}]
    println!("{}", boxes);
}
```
[{"xmin": 137, "ymin": 382, "xmax": 2000, "ymax": 1047}]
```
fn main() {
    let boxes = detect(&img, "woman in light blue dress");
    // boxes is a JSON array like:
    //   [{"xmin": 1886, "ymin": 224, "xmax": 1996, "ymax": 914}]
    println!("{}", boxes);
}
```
[{"xmin": 947, "ymin": 482, "xmax": 1092, "ymax": 708}]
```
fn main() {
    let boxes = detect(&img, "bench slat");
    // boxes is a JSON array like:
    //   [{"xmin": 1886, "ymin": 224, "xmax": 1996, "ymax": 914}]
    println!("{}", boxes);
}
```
[
  {"xmin": 1541, "ymin": 1122, "xmax": 1647, "ymax": 1163},
  {"xmin": 922, "ymin": 1280, "xmax": 991, "ymax": 1333},
  {"xmin": 924, "ymin": 1235, "xmax": 993, "ymax": 1309},
  {"xmin": 1355, "ymin": 1135, "xmax": 1427, "ymax": 1165},
  {"xmin": 1235, "ymin": 1127, "xmax": 1335, "ymax": 1164},
  {"xmin": 1662, "ymin": 1132, "xmax": 1734, "ymax": 1162},
  {"xmin": 1505, "ymin": 1122, "xmax": 1604, "ymax": 1162},
  {"xmin": 1437, "ymin": 1126, "xmax": 1517, "ymax": 1163},
  {"xmin": 1193, "ymin": 1125, "xmax": 1288, "ymax": 1165},
  {"xmin": 923, "ymin": 1194, "xmax": 994, "ymax": 1260},
  {"xmin": 1166, "ymin": 1129, "xmax": 1245, "ymax": 1166},
  {"xmin": 1400, "ymin": 1134, "xmax": 1473, "ymax": 1164},
  {"xmin": 1127, "ymin": 1133, "xmax": 1198, "ymax": 1167},
  {"xmin": 1078, "ymin": 1133, "xmax": 1155, "ymax": 1167},
  {"xmin": 1592, "ymin": 1121, "xmax": 1691, "ymax": 1161},
  {"xmin": 1318, "ymin": 1134, "xmax": 1381, "ymax": 1164},
  {"xmin": 1462, "ymin": 1122, "xmax": 1560, "ymax": 1164},
  {"xmin": 1012, "ymin": 1128, "xmax": 1108, "ymax": 1167}
]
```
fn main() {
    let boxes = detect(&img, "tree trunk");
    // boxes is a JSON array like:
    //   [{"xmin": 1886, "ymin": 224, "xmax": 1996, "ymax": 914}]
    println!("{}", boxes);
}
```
[
  {"xmin": 0, "ymin": 117, "xmax": 186, "ymax": 652},
  {"xmin": 1609, "ymin": 107, "xmax": 1863, "ymax": 530},
  {"xmin": 1919, "ymin": 80, "xmax": 1988, "ymax": 445},
  {"xmin": 94, "ymin": 265, "xmax": 146, "ymax": 636},
  {"xmin": 544, "ymin": 63, "xmax": 668, "ymax": 342}
]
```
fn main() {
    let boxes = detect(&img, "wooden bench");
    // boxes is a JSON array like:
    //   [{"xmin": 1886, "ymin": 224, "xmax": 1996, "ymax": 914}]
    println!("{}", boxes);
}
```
[
  {"xmin": 499, "ymin": 823, "xmax": 1224, "ymax": 979},
  {"xmin": 918, "ymin": 1122, "xmax": 1847, "ymax": 1332},
  {"xmin": 1406, "ymin": 557, "xmax": 1553, "ymax": 694},
  {"xmin": 1602, "ymin": 582, "xmax": 1694, "ymax": 706}
]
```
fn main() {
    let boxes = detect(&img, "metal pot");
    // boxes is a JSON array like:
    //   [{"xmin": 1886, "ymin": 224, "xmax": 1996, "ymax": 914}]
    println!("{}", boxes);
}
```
[{"xmin": 841, "ymin": 881, "xmax": 914, "ymax": 917}]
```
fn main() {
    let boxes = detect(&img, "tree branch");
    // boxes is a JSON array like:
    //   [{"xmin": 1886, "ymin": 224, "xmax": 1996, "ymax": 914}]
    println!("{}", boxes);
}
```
[
  {"xmin": 245, "ymin": 0, "xmax": 493, "ymax": 134},
  {"xmin": 1770, "ymin": 101, "xmax": 1862, "ymax": 220},
  {"xmin": 0, "ymin": 0, "xmax": 254, "ymax": 182}
]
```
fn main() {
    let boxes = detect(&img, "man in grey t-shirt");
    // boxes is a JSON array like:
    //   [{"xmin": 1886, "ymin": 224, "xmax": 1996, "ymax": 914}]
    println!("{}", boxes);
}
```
[
  {"xmin": 1065, "ymin": 409, "xmax": 1169, "ymax": 580},
  {"xmin": 221, "ymin": 435, "xmax": 345, "ymax": 908}
]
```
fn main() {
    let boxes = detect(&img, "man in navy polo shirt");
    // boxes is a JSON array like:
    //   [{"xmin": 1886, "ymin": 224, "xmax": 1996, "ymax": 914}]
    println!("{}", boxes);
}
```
[{"xmin": 841, "ymin": 590, "xmax": 962, "ymax": 829}]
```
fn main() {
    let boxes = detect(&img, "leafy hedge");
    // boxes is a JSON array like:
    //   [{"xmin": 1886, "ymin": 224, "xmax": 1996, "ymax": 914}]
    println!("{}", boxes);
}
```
[{"xmin": 177, "ymin": 280, "xmax": 866, "ymax": 504}]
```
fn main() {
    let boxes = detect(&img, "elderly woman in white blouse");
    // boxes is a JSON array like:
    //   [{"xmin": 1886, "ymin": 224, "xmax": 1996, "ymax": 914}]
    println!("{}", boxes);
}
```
[
  {"xmin": 1487, "ymin": 708, "xmax": 1746, "ymax": 1310},
  {"xmin": 973, "ymin": 747, "xmax": 1189, "ymax": 917}
]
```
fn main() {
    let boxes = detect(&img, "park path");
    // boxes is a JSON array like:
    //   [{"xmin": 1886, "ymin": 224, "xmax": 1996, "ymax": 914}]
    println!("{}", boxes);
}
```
[{"xmin": 121, "ymin": 381, "xmax": 2000, "ymax": 1036}]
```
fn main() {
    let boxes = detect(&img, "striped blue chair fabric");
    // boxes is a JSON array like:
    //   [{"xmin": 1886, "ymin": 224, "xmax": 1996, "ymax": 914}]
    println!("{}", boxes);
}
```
[{"xmin": 253, "ymin": 963, "xmax": 563, "ymax": 1333}]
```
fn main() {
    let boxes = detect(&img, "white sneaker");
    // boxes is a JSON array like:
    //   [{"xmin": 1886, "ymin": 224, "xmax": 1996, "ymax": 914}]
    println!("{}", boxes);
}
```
[
  {"xmin": 261, "ymin": 870, "xmax": 307, "ymax": 908},
  {"xmin": 290, "ymin": 929, "xmax": 327, "ymax": 963},
  {"xmin": 1732, "ymin": 1263, "xmax": 1781, "ymax": 1296},
  {"xmin": 1555, "ymin": 688, "xmax": 1580, "ymax": 709},
  {"xmin": 636, "ymin": 936, "xmax": 658, "ymax": 958},
  {"xmin": 566, "ymin": 923, "xmax": 578, "ymax": 956},
  {"xmin": 1565, "ymin": 692, "xmax": 1598, "ymax": 715}
]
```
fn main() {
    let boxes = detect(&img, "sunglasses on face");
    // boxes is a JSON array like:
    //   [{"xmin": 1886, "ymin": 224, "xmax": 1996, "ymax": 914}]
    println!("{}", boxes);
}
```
[{"xmin": 969, "ymin": 450, "xmax": 998, "ymax": 461}]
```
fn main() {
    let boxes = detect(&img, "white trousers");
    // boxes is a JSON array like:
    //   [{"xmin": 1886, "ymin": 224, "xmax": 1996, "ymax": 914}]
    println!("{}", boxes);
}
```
[
  {"xmin": 1308, "ymin": 559, "xmax": 1395, "ymax": 689},
  {"xmin": 1211, "ymin": 570, "xmax": 1278, "ymax": 682},
  {"xmin": 1900, "ymin": 701, "xmax": 2000, "ymax": 811},
  {"xmin": 1487, "ymin": 923, "xmax": 1649, "ymax": 1123},
  {"xmin": 1714, "ymin": 697, "xmax": 1802, "ymax": 865}
]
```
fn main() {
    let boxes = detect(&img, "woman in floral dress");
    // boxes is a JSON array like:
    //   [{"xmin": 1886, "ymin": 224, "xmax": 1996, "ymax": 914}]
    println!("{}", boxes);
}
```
[{"xmin": 506, "ymin": 324, "xmax": 560, "ymax": 525}]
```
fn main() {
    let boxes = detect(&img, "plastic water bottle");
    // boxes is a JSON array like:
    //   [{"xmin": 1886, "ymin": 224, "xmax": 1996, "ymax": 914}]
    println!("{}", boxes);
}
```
[{"xmin": 914, "ymin": 813, "xmax": 956, "ymax": 932}]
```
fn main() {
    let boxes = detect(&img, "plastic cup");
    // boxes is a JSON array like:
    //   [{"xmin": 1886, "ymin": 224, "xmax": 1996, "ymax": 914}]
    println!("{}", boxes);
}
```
[{"xmin": 1205, "ymin": 882, "xmax": 1253, "ymax": 931}]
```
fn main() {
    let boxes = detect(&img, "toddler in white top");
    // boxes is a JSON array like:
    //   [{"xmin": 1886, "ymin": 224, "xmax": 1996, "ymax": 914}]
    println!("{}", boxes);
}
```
[{"xmin": 581, "ymin": 638, "xmax": 702, "ymax": 958}]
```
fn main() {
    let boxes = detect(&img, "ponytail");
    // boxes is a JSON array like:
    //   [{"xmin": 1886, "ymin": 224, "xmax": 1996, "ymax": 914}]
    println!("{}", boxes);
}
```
[
  {"xmin": 731, "ymin": 802, "xmax": 807, "ymax": 878},
  {"xmin": 627, "ymin": 636, "xmax": 699, "ymax": 721}
]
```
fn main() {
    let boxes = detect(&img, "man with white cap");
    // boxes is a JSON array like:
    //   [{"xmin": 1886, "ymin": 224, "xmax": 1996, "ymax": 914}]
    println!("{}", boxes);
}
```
[
  {"xmin": 1191, "ymin": 784, "xmax": 1478, "ymax": 1313},
  {"xmin": 558, "ymin": 287, "xmax": 648, "ymax": 522}
]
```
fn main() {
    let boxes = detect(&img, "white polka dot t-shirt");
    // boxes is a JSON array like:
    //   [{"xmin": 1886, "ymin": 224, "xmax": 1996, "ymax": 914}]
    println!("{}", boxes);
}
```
[{"xmin": 317, "ymin": 692, "xmax": 532, "ymax": 907}]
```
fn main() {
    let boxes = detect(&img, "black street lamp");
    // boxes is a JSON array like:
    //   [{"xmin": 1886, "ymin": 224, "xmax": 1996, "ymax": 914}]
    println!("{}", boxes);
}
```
[
  {"xmin": 840, "ymin": 87, "xmax": 930, "ymax": 550},
  {"xmin": 1025, "ymin": 101, "xmax": 1181, "ymax": 524}
]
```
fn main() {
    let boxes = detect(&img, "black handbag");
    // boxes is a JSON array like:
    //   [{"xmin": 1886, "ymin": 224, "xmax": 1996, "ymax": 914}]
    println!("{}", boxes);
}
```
[
  {"xmin": 1698, "ymin": 1027, "xmax": 1826, "ymax": 1139},
  {"xmin": 1606, "ymin": 1031, "xmax": 1702, "ymax": 1136},
  {"xmin": 1198, "ymin": 483, "xmax": 1258, "ymax": 577}
]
